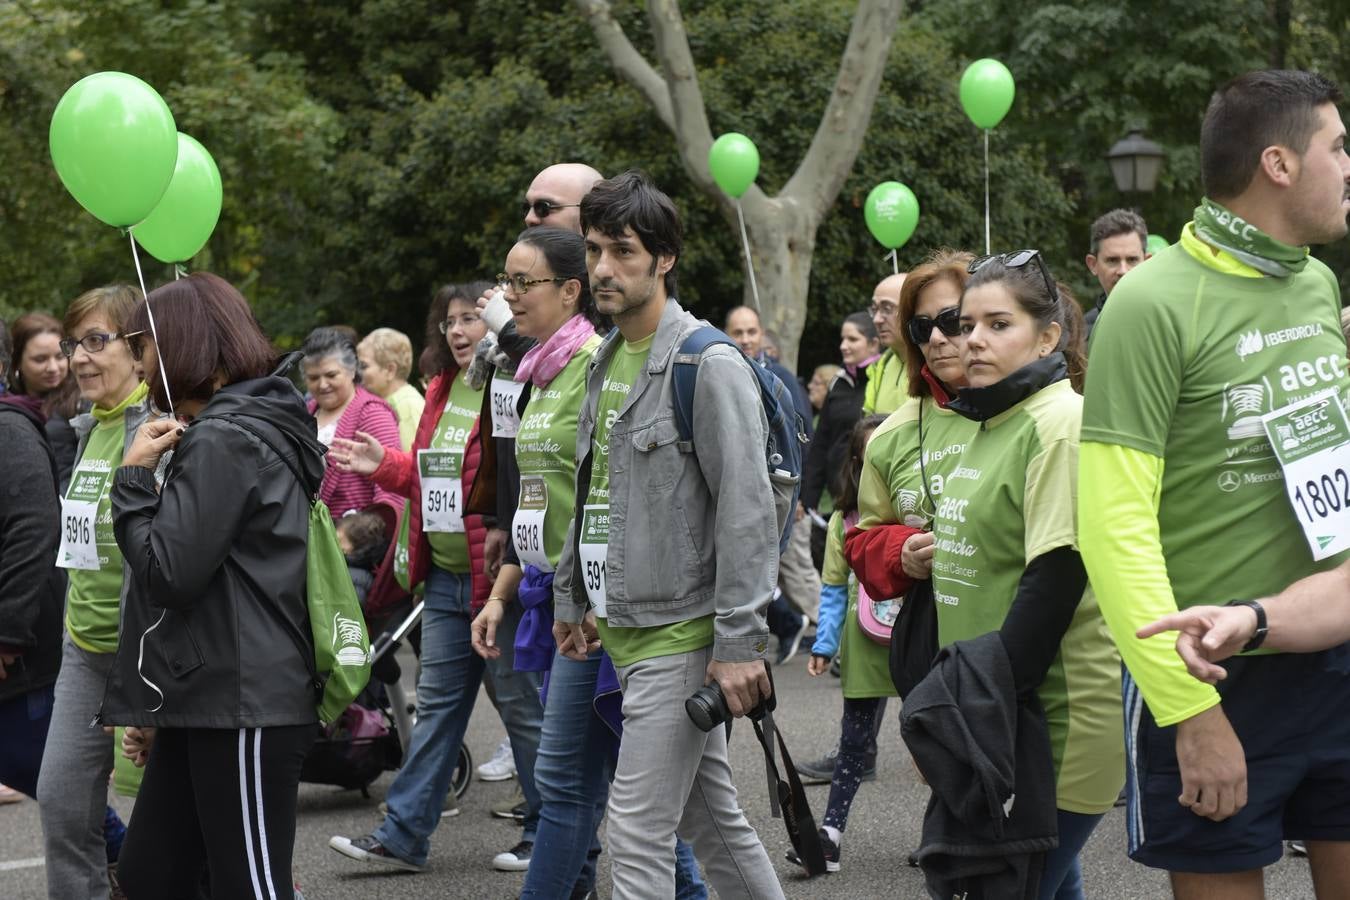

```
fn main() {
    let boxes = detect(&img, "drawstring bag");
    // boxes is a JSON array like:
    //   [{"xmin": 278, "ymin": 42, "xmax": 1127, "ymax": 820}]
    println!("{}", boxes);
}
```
[{"xmin": 208, "ymin": 414, "xmax": 371, "ymax": 725}]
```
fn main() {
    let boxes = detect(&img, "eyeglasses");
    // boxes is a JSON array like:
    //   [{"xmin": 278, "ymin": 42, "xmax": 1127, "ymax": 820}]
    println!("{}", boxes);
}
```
[
  {"xmin": 438, "ymin": 313, "xmax": 483, "ymax": 334},
  {"xmin": 968, "ymin": 249, "xmax": 1059, "ymax": 306},
  {"xmin": 496, "ymin": 272, "xmax": 568, "ymax": 296},
  {"xmin": 60, "ymin": 330, "xmax": 145, "ymax": 358},
  {"xmin": 868, "ymin": 300, "xmax": 899, "ymax": 319},
  {"xmin": 906, "ymin": 307, "xmax": 962, "ymax": 345},
  {"xmin": 520, "ymin": 199, "xmax": 580, "ymax": 220}
]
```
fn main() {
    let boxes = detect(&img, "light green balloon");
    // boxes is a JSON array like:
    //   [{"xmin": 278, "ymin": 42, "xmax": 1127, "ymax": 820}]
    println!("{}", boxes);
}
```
[
  {"xmin": 959, "ymin": 59, "xmax": 1016, "ymax": 130},
  {"xmin": 864, "ymin": 182, "xmax": 920, "ymax": 250},
  {"xmin": 133, "ymin": 133, "xmax": 223, "ymax": 264},
  {"xmin": 708, "ymin": 133, "xmax": 760, "ymax": 199},
  {"xmin": 1146, "ymin": 233, "xmax": 1169, "ymax": 255},
  {"xmin": 49, "ymin": 71, "xmax": 178, "ymax": 227}
]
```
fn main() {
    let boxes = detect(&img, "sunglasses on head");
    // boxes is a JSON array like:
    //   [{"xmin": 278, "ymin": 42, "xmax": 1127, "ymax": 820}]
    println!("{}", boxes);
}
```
[
  {"xmin": 968, "ymin": 249, "xmax": 1059, "ymax": 304},
  {"xmin": 520, "ymin": 198, "xmax": 580, "ymax": 220},
  {"xmin": 906, "ymin": 307, "xmax": 961, "ymax": 345}
]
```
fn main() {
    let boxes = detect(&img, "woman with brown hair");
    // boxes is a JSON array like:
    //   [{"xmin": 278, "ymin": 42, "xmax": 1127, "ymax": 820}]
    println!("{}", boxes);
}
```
[
  {"xmin": 36, "ymin": 283, "xmax": 150, "ymax": 900},
  {"xmin": 9, "ymin": 313, "xmax": 83, "ymax": 491},
  {"xmin": 98, "ymin": 272, "xmax": 325, "ymax": 900}
]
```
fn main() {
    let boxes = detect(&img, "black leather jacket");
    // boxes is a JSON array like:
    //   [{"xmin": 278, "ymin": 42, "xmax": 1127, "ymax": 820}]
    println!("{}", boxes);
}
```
[{"xmin": 100, "ymin": 363, "xmax": 326, "ymax": 728}]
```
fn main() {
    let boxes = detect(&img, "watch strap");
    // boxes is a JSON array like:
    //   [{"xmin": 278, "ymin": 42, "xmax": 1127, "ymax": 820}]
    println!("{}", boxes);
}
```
[{"xmin": 1225, "ymin": 599, "xmax": 1268, "ymax": 652}]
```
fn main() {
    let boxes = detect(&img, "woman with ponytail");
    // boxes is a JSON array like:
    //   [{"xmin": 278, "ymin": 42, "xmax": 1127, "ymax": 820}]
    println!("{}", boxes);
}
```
[{"xmin": 910, "ymin": 250, "xmax": 1121, "ymax": 900}]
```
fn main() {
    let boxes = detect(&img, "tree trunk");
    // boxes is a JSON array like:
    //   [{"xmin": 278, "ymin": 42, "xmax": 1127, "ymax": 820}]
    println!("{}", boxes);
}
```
[
  {"xmin": 738, "ymin": 194, "xmax": 816, "ymax": 372},
  {"xmin": 575, "ymin": 0, "xmax": 903, "ymax": 374}
]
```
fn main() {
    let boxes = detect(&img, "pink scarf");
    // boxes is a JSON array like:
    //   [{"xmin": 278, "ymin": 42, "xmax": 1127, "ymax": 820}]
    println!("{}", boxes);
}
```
[
  {"xmin": 514, "ymin": 314, "xmax": 598, "ymax": 387},
  {"xmin": 845, "ymin": 352, "xmax": 882, "ymax": 379}
]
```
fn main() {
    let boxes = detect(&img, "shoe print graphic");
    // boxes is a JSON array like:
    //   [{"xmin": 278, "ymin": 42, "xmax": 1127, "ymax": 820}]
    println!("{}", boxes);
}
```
[{"xmin": 1220, "ymin": 377, "xmax": 1274, "ymax": 441}]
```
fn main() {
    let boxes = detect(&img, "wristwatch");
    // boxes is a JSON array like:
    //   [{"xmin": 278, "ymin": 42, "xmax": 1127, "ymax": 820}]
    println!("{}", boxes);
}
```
[{"xmin": 1224, "ymin": 599, "xmax": 1268, "ymax": 652}]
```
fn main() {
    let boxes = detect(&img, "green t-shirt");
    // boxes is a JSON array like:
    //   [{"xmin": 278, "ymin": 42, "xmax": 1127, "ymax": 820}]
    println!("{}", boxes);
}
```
[
  {"xmin": 424, "ymin": 374, "xmax": 482, "ymax": 574},
  {"xmin": 822, "ymin": 512, "xmax": 894, "ymax": 699},
  {"xmin": 856, "ymin": 395, "xmax": 979, "ymax": 531},
  {"xmin": 931, "ymin": 379, "xmax": 1122, "ymax": 814},
  {"xmin": 1082, "ymin": 241, "xmax": 1349, "ymax": 611},
  {"xmin": 387, "ymin": 382, "xmax": 426, "ymax": 452},
  {"xmin": 587, "ymin": 334, "xmax": 713, "ymax": 667},
  {"xmin": 512, "ymin": 334, "xmax": 602, "ymax": 572},
  {"xmin": 862, "ymin": 348, "xmax": 907, "ymax": 416},
  {"xmin": 65, "ymin": 383, "xmax": 147, "ymax": 653}
]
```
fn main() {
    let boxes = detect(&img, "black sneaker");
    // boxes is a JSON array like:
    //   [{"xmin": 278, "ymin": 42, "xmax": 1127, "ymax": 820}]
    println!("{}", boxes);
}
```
[
  {"xmin": 776, "ymin": 614, "xmax": 811, "ymax": 665},
  {"xmin": 493, "ymin": 839, "xmax": 534, "ymax": 871},
  {"xmin": 1288, "ymin": 840, "xmax": 1308, "ymax": 857},
  {"xmin": 795, "ymin": 747, "xmax": 875, "ymax": 785},
  {"xmin": 785, "ymin": 827, "xmax": 841, "ymax": 873},
  {"xmin": 328, "ymin": 834, "xmax": 425, "ymax": 872}
]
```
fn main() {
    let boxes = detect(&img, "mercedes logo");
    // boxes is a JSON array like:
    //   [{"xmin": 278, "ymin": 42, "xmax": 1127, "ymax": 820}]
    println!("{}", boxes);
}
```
[{"xmin": 1217, "ymin": 470, "xmax": 1241, "ymax": 493}]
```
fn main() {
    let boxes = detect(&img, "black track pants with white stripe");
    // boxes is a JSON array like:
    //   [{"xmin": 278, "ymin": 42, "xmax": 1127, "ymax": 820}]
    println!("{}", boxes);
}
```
[{"xmin": 118, "ymin": 724, "xmax": 316, "ymax": 900}]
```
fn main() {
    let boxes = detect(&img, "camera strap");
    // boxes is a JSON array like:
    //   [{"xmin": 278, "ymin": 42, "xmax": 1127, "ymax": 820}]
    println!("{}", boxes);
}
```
[{"xmin": 752, "ymin": 710, "xmax": 828, "ymax": 876}]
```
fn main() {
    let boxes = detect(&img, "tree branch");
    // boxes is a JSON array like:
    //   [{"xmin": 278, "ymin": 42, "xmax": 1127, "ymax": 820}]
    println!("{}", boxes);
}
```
[
  {"xmin": 645, "ymin": 0, "xmax": 719, "ymax": 194},
  {"xmin": 783, "ymin": 0, "xmax": 904, "ymax": 218},
  {"xmin": 573, "ymin": 0, "xmax": 675, "ymax": 131}
]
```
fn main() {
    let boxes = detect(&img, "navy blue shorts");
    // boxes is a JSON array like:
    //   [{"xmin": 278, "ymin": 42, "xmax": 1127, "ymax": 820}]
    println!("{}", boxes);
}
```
[{"xmin": 1123, "ymin": 643, "xmax": 1350, "ymax": 873}]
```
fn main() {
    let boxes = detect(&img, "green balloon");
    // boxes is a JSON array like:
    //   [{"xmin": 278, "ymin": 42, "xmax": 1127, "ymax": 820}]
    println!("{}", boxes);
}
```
[
  {"xmin": 133, "ymin": 133, "xmax": 223, "ymax": 264},
  {"xmin": 708, "ymin": 133, "xmax": 760, "ymax": 199},
  {"xmin": 49, "ymin": 71, "xmax": 178, "ymax": 227},
  {"xmin": 1146, "ymin": 233, "xmax": 1169, "ymax": 255},
  {"xmin": 959, "ymin": 58, "xmax": 1016, "ymax": 130},
  {"xmin": 864, "ymin": 182, "xmax": 920, "ymax": 250}
]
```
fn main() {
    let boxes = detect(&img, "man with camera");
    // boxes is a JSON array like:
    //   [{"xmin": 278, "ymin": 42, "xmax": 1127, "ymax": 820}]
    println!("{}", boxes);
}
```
[{"xmin": 554, "ymin": 170, "xmax": 784, "ymax": 898}]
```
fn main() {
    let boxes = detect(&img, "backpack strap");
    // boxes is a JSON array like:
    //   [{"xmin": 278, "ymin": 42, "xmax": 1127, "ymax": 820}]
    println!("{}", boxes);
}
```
[
  {"xmin": 198, "ymin": 412, "xmax": 320, "ymax": 500},
  {"xmin": 671, "ymin": 325, "xmax": 738, "ymax": 453}
]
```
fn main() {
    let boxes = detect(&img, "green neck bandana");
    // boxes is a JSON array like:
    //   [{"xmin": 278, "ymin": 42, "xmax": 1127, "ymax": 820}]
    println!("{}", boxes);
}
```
[{"xmin": 1192, "ymin": 197, "xmax": 1310, "ymax": 277}]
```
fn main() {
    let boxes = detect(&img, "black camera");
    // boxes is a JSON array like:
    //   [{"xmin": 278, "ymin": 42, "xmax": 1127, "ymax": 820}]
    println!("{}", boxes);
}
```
[{"xmin": 685, "ymin": 664, "xmax": 776, "ymax": 732}]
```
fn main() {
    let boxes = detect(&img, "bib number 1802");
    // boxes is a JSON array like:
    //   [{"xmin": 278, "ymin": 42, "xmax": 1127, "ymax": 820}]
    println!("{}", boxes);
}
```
[{"xmin": 1293, "ymin": 468, "xmax": 1350, "ymax": 523}]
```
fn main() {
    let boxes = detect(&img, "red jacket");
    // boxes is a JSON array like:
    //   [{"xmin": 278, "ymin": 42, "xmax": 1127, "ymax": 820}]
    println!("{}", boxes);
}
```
[{"xmin": 367, "ymin": 367, "xmax": 489, "ymax": 614}]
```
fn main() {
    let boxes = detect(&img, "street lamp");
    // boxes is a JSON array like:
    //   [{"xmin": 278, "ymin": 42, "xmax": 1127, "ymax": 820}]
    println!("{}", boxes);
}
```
[{"xmin": 1106, "ymin": 128, "xmax": 1166, "ymax": 196}]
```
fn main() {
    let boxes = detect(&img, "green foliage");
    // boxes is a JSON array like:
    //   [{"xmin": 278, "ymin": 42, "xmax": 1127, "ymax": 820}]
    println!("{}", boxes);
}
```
[{"xmin": 1, "ymin": 0, "xmax": 1344, "ymax": 372}]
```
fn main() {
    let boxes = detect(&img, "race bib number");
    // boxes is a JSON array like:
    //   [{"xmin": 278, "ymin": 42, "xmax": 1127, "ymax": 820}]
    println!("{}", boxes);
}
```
[
  {"xmin": 58, "ymin": 464, "xmax": 110, "ymax": 571},
  {"xmin": 57, "ymin": 496, "xmax": 100, "ymax": 570},
  {"xmin": 579, "ymin": 504, "xmax": 610, "ymax": 617},
  {"xmin": 513, "ymin": 476, "xmax": 551, "ymax": 571},
  {"xmin": 418, "ymin": 449, "xmax": 464, "ymax": 533},
  {"xmin": 1262, "ymin": 389, "xmax": 1350, "ymax": 560},
  {"xmin": 490, "ymin": 375, "xmax": 525, "ymax": 438}
]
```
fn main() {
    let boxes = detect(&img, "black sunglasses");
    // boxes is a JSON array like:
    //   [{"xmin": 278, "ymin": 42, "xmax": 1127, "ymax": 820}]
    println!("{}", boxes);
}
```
[
  {"xmin": 907, "ymin": 307, "xmax": 962, "ymax": 345},
  {"xmin": 968, "ymin": 249, "xmax": 1059, "ymax": 304},
  {"xmin": 520, "ymin": 199, "xmax": 580, "ymax": 220}
]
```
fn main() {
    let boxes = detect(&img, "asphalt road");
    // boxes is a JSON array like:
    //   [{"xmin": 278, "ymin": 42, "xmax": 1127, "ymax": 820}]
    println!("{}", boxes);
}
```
[{"xmin": 1, "ymin": 647, "xmax": 1317, "ymax": 899}]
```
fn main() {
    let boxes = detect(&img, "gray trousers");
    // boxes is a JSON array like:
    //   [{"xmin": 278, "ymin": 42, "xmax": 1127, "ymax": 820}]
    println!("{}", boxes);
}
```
[
  {"xmin": 608, "ymin": 645, "xmax": 784, "ymax": 900},
  {"xmin": 37, "ymin": 638, "xmax": 117, "ymax": 900},
  {"xmin": 778, "ymin": 515, "xmax": 820, "ymax": 623}
]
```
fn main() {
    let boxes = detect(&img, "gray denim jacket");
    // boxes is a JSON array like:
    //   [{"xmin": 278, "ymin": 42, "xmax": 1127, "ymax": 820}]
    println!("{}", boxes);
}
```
[{"xmin": 554, "ymin": 297, "xmax": 776, "ymax": 662}]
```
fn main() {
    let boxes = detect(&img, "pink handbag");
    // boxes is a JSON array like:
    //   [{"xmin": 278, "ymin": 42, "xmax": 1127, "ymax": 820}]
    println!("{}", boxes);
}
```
[{"xmin": 844, "ymin": 511, "xmax": 901, "ymax": 645}]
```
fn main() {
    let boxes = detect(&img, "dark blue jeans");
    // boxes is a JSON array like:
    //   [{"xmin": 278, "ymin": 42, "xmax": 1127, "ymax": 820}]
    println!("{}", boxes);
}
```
[
  {"xmin": 375, "ymin": 566, "xmax": 542, "ymax": 866},
  {"xmin": 1039, "ymin": 809, "xmax": 1104, "ymax": 900},
  {"xmin": 0, "ymin": 684, "xmax": 54, "ymax": 798}
]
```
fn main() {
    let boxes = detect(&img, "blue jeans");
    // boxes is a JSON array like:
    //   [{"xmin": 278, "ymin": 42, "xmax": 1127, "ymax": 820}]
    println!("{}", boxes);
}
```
[
  {"xmin": 1038, "ymin": 809, "xmax": 1104, "ymax": 900},
  {"xmin": 520, "ymin": 650, "xmax": 707, "ymax": 899},
  {"xmin": 375, "ymin": 567, "xmax": 541, "ymax": 865}
]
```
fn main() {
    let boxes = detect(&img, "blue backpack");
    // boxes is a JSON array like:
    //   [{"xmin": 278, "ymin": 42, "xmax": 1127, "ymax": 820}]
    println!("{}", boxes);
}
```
[{"xmin": 670, "ymin": 326, "xmax": 808, "ymax": 554}]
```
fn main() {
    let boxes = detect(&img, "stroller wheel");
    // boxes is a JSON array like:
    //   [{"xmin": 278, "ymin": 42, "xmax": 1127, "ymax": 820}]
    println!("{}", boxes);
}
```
[{"xmin": 451, "ymin": 744, "xmax": 473, "ymax": 799}]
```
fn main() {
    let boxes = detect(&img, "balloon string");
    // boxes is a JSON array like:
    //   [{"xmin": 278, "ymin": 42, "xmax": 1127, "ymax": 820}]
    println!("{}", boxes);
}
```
[
  {"xmin": 890, "ymin": 249, "xmax": 899, "ymax": 275},
  {"xmin": 983, "ymin": 129, "xmax": 991, "ymax": 255},
  {"xmin": 128, "ymin": 230, "xmax": 176, "ymax": 414},
  {"xmin": 736, "ymin": 200, "xmax": 760, "ymax": 312}
]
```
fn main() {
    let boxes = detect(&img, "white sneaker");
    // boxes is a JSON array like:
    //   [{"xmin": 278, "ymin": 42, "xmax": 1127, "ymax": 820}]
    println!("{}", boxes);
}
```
[{"xmin": 476, "ymin": 739, "xmax": 515, "ymax": 782}]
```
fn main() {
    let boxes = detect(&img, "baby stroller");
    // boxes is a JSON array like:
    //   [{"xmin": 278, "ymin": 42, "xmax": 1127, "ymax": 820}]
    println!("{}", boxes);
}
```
[{"xmin": 300, "ymin": 599, "xmax": 474, "ymax": 799}]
